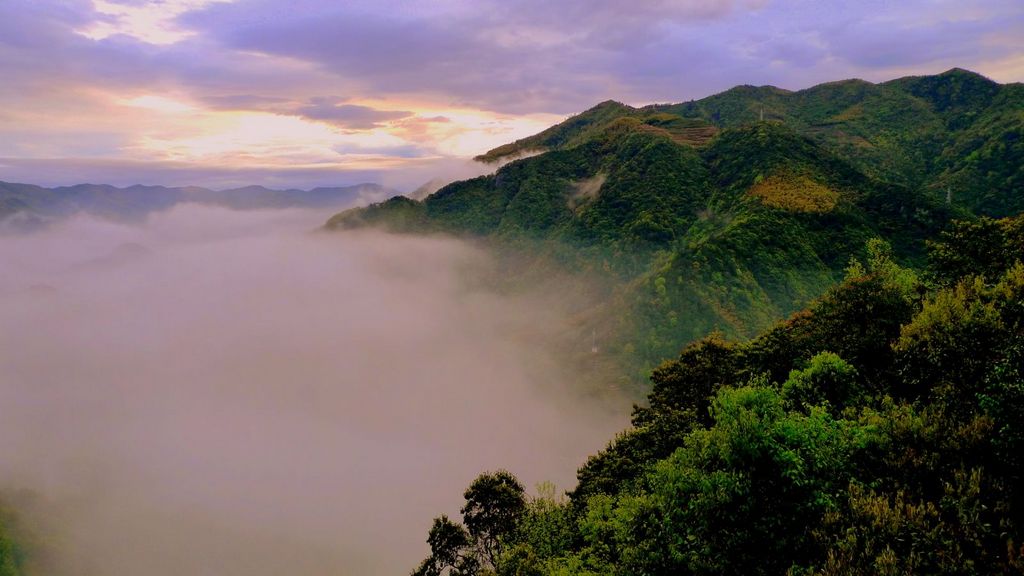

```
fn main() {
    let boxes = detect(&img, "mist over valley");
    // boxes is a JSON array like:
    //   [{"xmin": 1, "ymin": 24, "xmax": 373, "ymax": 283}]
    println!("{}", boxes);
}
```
[{"xmin": 0, "ymin": 205, "xmax": 626, "ymax": 575}]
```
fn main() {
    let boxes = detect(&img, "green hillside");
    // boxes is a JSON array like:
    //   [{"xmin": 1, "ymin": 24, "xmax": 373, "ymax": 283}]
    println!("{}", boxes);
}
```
[
  {"xmin": 329, "ymin": 92, "xmax": 962, "ymax": 378},
  {"xmin": 474, "ymin": 68, "xmax": 1022, "ymax": 217}
]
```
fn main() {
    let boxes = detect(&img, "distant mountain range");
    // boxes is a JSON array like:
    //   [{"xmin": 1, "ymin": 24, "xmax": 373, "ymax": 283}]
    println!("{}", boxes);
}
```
[
  {"xmin": 328, "ymin": 68, "xmax": 1022, "ymax": 375},
  {"xmin": 0, "ymin": 181, "xmax": 400, "ymax": 231}
]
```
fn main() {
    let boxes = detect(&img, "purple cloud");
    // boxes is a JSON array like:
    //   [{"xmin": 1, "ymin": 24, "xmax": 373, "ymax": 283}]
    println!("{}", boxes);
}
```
[
  {"xmin": 331, "ymin": 143, "xmax": 432, "ymax": 158},
  {"xmin": 295, "ymin": 98, "xmax": 413, "ymax": 129},
  {"xmin": 1, "ymin": 0, "xmax": 1022, "ymax": 188},
  {"xmin": 199, "ymin": 94, "xmax": 414, "ymax": 129},
  {"xmin": 6, "ymin": 0, "xmax": 1021, "ymax": 116},
  {"xmin": 175, "ymin": 0, "xmax": 1024, "ymax": 113}
]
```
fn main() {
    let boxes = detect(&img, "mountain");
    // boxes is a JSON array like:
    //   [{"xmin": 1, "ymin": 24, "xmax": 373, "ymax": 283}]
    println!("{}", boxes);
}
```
[
  {"xmin": 326, "ymin": 71, "xmax": 1017, "ymax": 376},
  {"xmin": 0, "ymin": 181, "xmax": 400, "ymax": 230},
  {"xmin": 478, "ymin": 68, "xmax": 1023, "ymax": 217},
  {"xmin": 364, "ymin": 72, "xmax": 1023, "ymax": 570}
]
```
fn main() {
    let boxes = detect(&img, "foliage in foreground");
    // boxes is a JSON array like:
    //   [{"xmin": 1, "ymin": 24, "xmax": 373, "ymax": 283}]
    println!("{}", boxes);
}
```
[{"xmin": 413, "ymin": 215, "xmax": 1024, "ymax": 575}]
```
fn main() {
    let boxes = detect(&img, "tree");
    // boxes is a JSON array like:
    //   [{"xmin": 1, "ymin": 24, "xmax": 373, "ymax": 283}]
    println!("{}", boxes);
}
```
[
  {"xmin": 894, "ymin": 279, "xmax": 1004, "ymax": 403},
  {"xmin": 636, "ymin": 333, "xmax": 739, "ymax": 428},
  {"xmin": 927, "ymin": 216, "xmax": 1024, "ymax": 285},
  {"xmin": 412, "ymin": 515, "xmax": 477, "ymax": 576},
  {"xmin": 574, "ymin": 334, "xmax": 739, "ymax": 504},
  {"xmin": 782, "ymin": 351, "xmax": 862, "ymax": 412},
  {"xmin": 619, "ymin": 386, "xmax": 867, "ymax": 576},
  {"xmin": 413, "ymin": 472, "xmax": 528, "ymax": 575},
  {"xmin": 462, "ymin": 471, "xmax": 527, "ymax": 568}
]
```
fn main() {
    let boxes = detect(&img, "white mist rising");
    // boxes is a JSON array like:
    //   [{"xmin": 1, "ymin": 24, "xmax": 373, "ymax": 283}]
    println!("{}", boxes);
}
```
[{"xmin": 0, "ymin": 205, "xmax": 626, "ymax": 575}]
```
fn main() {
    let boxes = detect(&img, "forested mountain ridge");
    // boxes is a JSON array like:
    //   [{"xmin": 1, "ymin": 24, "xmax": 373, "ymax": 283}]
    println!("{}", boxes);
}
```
[
  {"xmin": 476, "ymin": 68, "xmax": 1023, "ymax": 217},
  {"xmin": 327, "ymin": 75, "xmax": 979, "ymax": 375}
]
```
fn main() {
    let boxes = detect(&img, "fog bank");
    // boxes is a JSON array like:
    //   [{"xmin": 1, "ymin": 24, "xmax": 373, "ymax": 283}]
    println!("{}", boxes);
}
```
[{"xmin": 0, "ymin": 205, "xmax": 626, "ymax": 575}]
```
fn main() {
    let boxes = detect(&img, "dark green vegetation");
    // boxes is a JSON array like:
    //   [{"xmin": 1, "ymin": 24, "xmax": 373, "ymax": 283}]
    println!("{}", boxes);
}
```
[
  {"xmin": 415, "ymin": 216, "xmax": 1024, "ymax": 575},
  {"xmin": 479, "ymin": 68, "xmax": 1024, "ymax": 218},
  {"xmin": 0, "ymin": 503, "xmax": 28, "ymax": 576},
  {"xmin": 325, "ymin": 71, "xmax": 1024, "ymax": 379}
]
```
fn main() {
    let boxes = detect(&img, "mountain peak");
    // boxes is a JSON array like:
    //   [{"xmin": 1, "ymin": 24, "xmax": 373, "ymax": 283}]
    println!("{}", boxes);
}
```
[
  {"xmin": 884, "ymin": 67, "xmax": 1001, "ymax": 118},
  {"xmin": 939, "ymin": 67, "xmax": 994, "ymax": 81},
  {"xmin": 590, "ymin": 99, "xmax": 633, "ymax": 111},
  {"xmin": 723, "ymin": 84, "xmax": 789, "ymax": 94}
]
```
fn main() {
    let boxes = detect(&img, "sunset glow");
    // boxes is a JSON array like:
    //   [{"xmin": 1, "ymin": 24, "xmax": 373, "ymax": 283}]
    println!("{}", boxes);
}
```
[{"xmin": 1, "ymin": 0, "xmax": 1022, "ymax": 190}]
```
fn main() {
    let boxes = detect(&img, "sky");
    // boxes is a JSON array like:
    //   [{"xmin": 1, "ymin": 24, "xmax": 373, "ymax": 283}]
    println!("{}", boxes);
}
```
[{"xmin": 0, "ymin": 0, "xmax": 1022, "ymax": 191}]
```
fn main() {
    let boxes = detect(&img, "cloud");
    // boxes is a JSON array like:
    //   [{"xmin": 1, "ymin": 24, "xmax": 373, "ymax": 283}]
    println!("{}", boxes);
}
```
[
  {"xmin": 6, "ymin": 1, "xmax": 1023, "ymax": 115},
  {"xmin": 201, "ymin": 94, "xmax": 292, "ymax": 110},
  {"xmin": 331, "ymin": 143, "xmax": 432, "ymax": 158},
  {"xmin": 180, "ymin": 0, "xmax": 1023, "ymax": 112},
  {"xmin": 0, "ymin": 155, "xmax": 500, "ymax": 193},
  {"xmin": 200, "ymin": 95, "xmax": 414, "ymax": 130},
  {"xmin": 821, "ymin": 6, "xmax": 1024, "ymax": 69},
  {"xmin": 0, "ymin": 156, "xmax": 384, "ymax": 190},
  {"xmin": 180, "ymin": 0, "xmax": 772, "ymax": 114},
  {"xmin": 293, "ymin": 98, "xmax": 414, "ymax": 129},
  {"xmin": 0, "ymin": 0, "xmax": 1022, "ymax": 188},
  {"xmin": 74, "ymin": 0, "xmax": 236, "ymax": 45},
  {"xmin": 0, "ymin": 206, "xmax": 627, "ymax": 575}
]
